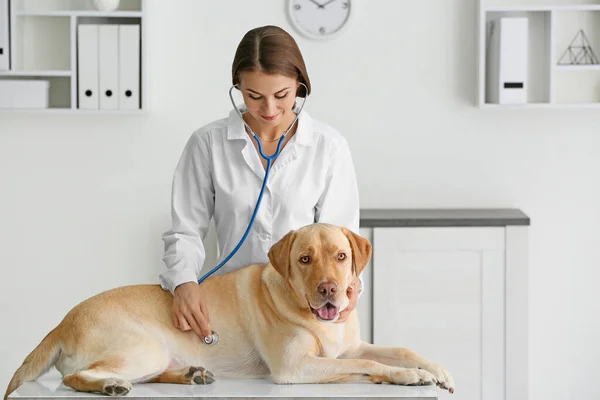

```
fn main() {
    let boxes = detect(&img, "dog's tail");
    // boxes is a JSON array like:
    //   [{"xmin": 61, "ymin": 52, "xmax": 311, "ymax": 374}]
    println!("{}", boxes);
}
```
[{"xmin": 4, "ymin": 327, "xmax": 61, "ymax": 400}]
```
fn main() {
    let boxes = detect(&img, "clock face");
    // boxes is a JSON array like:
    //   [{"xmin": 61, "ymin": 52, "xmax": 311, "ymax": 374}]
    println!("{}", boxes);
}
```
[{"xmin": 288, "ymin": 0, "xmax": 351, "ymax": 40}]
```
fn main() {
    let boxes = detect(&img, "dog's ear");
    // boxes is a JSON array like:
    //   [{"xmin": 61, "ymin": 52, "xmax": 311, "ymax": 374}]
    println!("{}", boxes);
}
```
[
  {"xmin": 342, "ymin": 227, "xmax": 372, "ymax": 277},
  {"xmin": 268, "ymin": 230, "xmax": 296, "ymax": 280}
]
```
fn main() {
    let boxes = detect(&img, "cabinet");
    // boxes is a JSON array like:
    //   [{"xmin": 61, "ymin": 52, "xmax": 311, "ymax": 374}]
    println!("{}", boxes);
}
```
[
  {"xmin": 0, "ymin": 0, "xmax": 146, "ymax": 112},
  {"xmin": 478, "ymin": 0, "xmax": 600, "ymax": 108},
  {"xmin": 357, "ymin": 209, "xmax": 529, "ymax": 400}
]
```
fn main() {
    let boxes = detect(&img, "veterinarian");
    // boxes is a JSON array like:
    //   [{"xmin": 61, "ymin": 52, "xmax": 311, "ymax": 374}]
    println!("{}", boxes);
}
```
[{"xmin": 159, "ymin": 25, "xmax": 362, "ymax": 340}]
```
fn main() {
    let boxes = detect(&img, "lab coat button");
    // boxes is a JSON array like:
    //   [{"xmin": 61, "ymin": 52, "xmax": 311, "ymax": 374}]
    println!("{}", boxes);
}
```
[{"xmin": 260, "ymin": 233, "xmax": 269, "ymax": 241}]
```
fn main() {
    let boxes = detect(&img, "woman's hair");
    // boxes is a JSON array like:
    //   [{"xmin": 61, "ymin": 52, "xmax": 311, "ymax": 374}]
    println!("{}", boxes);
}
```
[{"xmin": 231, "ymin": 25, "xmax": 311, "ymax": 97}]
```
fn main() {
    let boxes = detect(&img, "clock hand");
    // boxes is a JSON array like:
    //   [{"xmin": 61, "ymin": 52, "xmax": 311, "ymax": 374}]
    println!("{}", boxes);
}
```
[
  {"xmin": 308, "ymin": 0, "xmax": 325, "ymax": 8},
  {"xmin": 321, "ymin": 0, "xmax": 339, "ymax": 7}
]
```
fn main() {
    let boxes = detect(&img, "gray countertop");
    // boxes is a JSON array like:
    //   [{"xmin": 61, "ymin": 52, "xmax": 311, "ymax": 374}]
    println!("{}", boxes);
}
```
[{"xmin": 359, "ymin": 208, "xmax": 530, "ymax": 227}]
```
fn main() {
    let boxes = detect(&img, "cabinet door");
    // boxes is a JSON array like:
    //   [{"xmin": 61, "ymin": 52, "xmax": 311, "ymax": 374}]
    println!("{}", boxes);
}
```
[
  {"xmin": 356, "ymin": 227, "xmax": 374, "ymax": 344},
  {"xmin": 373, "ymin": 227, "xmax": 505, "ymax": 400}
]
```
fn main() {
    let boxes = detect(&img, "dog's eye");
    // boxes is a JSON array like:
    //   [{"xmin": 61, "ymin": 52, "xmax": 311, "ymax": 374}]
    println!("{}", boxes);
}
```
[
  {"xmin": 300, "ymin": 256, "xmax": 311, "ymax": 264},
  {"xmin": 337, "ymin": 253, "xmax": 346, "ymax": 261}
]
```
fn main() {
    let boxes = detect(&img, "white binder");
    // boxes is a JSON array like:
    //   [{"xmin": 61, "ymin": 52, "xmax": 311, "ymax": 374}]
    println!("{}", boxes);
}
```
[
  {"xmin": 0, "ymin": 0, "xmax": 10, "ymax": 71},
  {"xmin": 118, "ymin": 24, "xmax": 140, "ymax": 109},
  {"xmin": 99, "ymin": 24, "xmax": 119, "ymax": 109},
  {"xmin": 486, "ymin": 17, "xmax": 529, "ymax": 104},
  {"xmin": 78, "ymin": 24, "xmax": 99, "ymax": 109}
]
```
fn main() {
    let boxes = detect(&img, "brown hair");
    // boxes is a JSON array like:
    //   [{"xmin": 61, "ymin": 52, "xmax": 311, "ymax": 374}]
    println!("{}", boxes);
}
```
[{"xmin": 231, "ymin": 25, "xmax": 311, "ymax": 97}]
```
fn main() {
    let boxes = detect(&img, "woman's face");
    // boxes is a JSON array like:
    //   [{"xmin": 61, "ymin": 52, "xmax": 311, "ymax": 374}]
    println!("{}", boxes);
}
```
[{"xmin": 238, "ymin": 70, "xmax": 299, "ymax": 128}]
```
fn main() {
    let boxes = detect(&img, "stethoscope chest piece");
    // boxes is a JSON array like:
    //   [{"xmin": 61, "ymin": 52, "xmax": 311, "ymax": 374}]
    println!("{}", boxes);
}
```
[{"xmin": 204, "ymin": 331, "xmax": 219, "ymax": 345}]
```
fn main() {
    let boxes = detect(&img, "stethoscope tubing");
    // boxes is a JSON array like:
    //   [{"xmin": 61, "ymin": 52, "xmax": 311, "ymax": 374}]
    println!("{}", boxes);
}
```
[
  {"xmin": 196, "ymin": 83, "xmax": 307, "ymax": 284},
  {"xmin": 196, "ymin": 84, "xmax": 307, "ymax": 345}
]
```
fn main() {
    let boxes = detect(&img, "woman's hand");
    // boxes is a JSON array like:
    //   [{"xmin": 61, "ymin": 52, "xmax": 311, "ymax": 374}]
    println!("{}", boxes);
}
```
[
  {"xmin": 335, "ymin": 276, "xmax": 360, "ymax": 323},
  {"xmin": 172, "ymin": 282, "xmax": 212, "ymax": 339}
]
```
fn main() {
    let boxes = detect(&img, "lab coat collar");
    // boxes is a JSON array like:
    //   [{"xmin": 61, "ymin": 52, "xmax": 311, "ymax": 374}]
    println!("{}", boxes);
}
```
[{"xmin": 226, "ymin": 104, "xmax": 314, "ymax": 146}]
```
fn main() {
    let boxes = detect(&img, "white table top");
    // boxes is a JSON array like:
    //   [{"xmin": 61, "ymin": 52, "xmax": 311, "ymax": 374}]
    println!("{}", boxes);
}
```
[{"xmin": 8, "ymin": 371, "xmax": 438, "ymax": 399}]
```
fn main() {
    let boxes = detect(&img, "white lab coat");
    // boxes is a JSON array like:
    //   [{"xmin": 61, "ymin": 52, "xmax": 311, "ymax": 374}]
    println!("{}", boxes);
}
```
[{"xmin": 159, "ymin": 107, "xmax": 361, "ymax": 295}]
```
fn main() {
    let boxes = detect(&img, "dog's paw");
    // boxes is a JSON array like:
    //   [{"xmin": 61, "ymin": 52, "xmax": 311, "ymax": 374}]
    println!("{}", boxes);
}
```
[
  {"xmin": 390, "ymin": 368, "xmax": 436, "ymax": 386},
  {"xmin": 184, "ymin": 366, "xmax": 215, "ymax": 385},
  {"xmin": 420, "ymin": 362, "xmax": 455, "ymax": 393},
  {"xmin": 102, "ymin": 379, "xmax": 132, "ymax": 396}
]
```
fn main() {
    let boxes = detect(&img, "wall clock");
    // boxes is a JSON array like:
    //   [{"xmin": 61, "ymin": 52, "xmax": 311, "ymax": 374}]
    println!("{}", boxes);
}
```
[{"xmin": 287, "ymin": 0, "xmax": 352, "ymax": 40}]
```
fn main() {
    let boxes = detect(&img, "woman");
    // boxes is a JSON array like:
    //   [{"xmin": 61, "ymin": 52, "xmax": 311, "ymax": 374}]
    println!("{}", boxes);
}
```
[{"xmin": 159, "ymin": 25, "xmax": 362, "ymax": 340}]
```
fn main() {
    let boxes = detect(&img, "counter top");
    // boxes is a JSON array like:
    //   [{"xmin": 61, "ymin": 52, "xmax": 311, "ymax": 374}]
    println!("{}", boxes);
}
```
[
  {"xmin": 8, "ymin": 372, "xmax": 438, "ymax": 400},
  {"xmin": 359, "ymin": 208, "xmax": 530, "ymax": 227}
]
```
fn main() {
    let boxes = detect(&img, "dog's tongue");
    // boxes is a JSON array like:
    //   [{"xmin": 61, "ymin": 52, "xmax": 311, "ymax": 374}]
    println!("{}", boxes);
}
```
[{"xmin": 317, "ymin": 303, "xmax": 338, "ymax": 320}]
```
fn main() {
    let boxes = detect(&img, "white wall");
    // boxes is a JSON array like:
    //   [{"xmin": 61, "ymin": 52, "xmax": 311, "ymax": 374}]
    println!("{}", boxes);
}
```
[{"xmin": 1, "ymin": 1, "xmax": 599, "ymax": 399}]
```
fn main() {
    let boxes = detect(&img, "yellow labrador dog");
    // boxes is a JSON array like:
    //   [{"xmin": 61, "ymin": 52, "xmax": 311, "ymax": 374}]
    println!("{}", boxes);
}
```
[{"xmin": 4, "ymin": 223, "xmax": 454, "ymax": 399}]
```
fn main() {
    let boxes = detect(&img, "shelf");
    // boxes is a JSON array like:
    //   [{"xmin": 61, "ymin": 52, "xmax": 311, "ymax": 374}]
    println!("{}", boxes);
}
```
[
  {"xmin": 482, "ymin": 0, "xmax": 600, "ymax": 9},
  {"xmin": 12, "ymin": 0, "xmax": 142, "ymax": 12},
  {"xmin": 0, "ymin": 69, "xmax": 72, "ymax": 76},
  {"xmin": 555, "ymin": 64, "xmax": 600, "ymax": 69},
  {"xmin": 483, "ymin": 4, "xmax": 600, "ymax": 11},
  {"xmin": 0, "ymin": 75, "xmax": 71, "ymax": 109},
  {"xmin": 12, "ymin": 15, "xmax": 72, "ymax": 71},
  {"xmin": 481, "ymin": 102, "xmax": 600, "ymax": 108},
  {"xmin": 478, "ymin": 1, "xmax": 600, "ymax": 108},
  {"xmin": 0, "ymin": 0, "xmax": 146, "ymax": 112},
  {"xmin": 15, "ymin": 10, "xmax": 143, "ymax": 17},
  {"xmin": 481, "ymin": 9, "xmax": 552, "ymax": 105},
  {"xmin": 0, "ymin": 107, "xmax": 146, "ymax": 114},
  {"xmin": 553, "ymin": 68, "xmax": 600, "ymax": 103},
  {"xmin": 552, "ymin": 6, "xmax": 600, "ymax": 103}
]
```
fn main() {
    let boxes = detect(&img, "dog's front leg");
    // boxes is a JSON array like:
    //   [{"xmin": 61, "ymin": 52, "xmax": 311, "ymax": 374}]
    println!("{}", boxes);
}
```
[
  {"xmin": 271, "ymin": 355, "xmax": 436, "ymax": 386},
  {"xmin": 340, "ymin": 342, "xmax": 454, "ymax": 393}
]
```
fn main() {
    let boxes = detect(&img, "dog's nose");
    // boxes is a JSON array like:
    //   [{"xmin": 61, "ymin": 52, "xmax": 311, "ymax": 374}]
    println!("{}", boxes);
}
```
[{"xmin": 318, "ymin": 281, "xmax": 338, "ymax": 297}]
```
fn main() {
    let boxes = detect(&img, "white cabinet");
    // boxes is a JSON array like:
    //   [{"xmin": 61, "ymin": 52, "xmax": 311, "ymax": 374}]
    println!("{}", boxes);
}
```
[
  {"xmin": 0, "ymin": 0, "xmax": 146, "ymax": 112},
  {"xmin": 478, "ymin": 1, "xmax": 600, "ymax": 108},
  {"xmin": 357, "ymin": 218, "xmax": 528, "ymax": 400}
]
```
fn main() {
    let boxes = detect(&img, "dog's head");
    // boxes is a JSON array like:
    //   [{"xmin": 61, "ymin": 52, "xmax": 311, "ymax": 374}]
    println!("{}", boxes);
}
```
[{"xmin": 267, "ymin": 223, "xmax": 372, "ymax": 323}]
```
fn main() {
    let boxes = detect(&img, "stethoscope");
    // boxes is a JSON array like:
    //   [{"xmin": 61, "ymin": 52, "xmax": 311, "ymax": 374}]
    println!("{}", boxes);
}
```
[{"xmin": 197, "ymin": 83, "xmax": 308, "ymax": 346}]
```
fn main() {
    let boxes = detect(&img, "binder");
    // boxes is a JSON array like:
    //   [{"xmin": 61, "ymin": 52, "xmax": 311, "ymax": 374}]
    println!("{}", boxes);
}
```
[
  {"xmin": 98, "ymin": 24, "xmax": 119, "ymax": 109},
  {"xmin": 0, "ymin": 0, "xmax": 10, "ymax": 71},
  {"xmin": 78, "ymin": 24, "xmax": 99, "ymax": 109},
  {"xmin": 118, "ymin": 24, "xmax": 140, "ymax": 109},
  {"xmin": 486, "ymin": 17, "xmax": 529, "ymax": 104}
]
